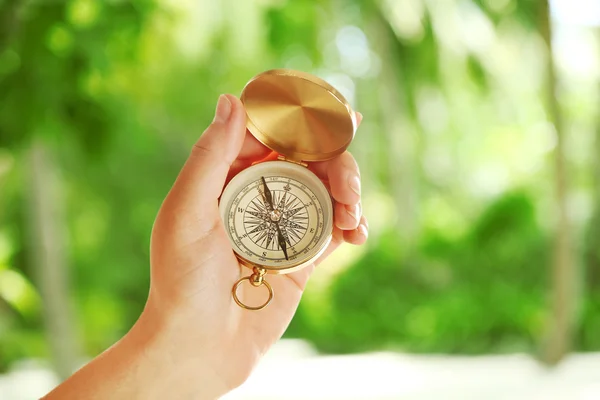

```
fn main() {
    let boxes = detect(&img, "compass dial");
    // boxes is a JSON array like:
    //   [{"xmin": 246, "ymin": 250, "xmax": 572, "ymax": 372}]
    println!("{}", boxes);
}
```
[
  {"xmin": 244, "ymin": 188, "xmax": 309, "ymax": 250},
  {"xmin": 219, "ymin": 161, "xmax": 333, "ymax": 272}
]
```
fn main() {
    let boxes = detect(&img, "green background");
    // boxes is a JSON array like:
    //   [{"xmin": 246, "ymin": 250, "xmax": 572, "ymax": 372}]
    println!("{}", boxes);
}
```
[{"xmin": 0, "ymin": 0, "xmax": 598, "ymax": 379}]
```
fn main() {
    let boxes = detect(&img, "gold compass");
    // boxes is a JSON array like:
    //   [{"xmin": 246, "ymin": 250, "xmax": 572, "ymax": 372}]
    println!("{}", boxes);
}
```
[{"xmin": 219, "ymin": 69, "xmax": 356, "ymax": 310}]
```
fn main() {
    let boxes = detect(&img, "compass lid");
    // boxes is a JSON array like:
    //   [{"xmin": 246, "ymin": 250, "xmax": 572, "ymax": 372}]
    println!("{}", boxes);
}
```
[{"xmin": 240, "ymin": 69, "xmax": 357, "ymax": 162}]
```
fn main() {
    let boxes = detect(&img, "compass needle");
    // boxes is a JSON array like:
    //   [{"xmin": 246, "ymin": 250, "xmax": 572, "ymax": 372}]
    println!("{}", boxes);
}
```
[
  {"xmin": 275, "ymin": 223, "xmax": 288, "ymax": 260},
  {"xmin": 260, "ymin": 176, "xmax": 274, "ymax": 211}
]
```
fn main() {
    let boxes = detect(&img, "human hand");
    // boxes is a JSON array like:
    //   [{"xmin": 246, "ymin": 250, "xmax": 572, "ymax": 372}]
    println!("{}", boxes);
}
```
[
  {"xmin": 146, "ymin": 94, "xmax": 367, "ymax": 395},
  {"xmin": 43, "ymin": 94, "xmax": 367, "ymax": 400}
]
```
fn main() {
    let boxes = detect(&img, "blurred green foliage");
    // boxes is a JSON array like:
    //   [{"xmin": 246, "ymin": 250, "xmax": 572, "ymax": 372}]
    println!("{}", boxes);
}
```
[
  {"xmin": 288, "ymin": 191, "xmax": 550, "ymax": 354},
  {"xmin": 0, "ymin": 0, "xmax": 598, "ymax": 374}
]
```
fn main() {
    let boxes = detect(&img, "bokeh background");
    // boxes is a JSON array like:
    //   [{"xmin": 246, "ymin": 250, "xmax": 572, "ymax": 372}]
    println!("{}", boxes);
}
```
[{"xmin": 0, "ymin": 0, "xmax": 599, "ymax": 398}]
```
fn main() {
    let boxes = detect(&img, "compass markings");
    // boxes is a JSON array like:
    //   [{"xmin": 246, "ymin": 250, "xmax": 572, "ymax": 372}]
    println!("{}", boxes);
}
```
[
  {"xmin": 276, "ymin": 190, "xmax": 287, "ymax": 212},
  {"xmin": 228, "ymin": 176, "xmax": 328, "ymax": 265},
  {"xmin": 241, "ymin": 189, "xmax": 310, "ymax": 251},
  {"xmin": 247, "ymin": 222, "xmax": 268, "ymax": 235}
]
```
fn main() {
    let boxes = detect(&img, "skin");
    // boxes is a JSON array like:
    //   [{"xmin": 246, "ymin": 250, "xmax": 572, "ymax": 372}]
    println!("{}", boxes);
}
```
[{"xmin": 43, "ymin": 94, "xmax": 368, "ymax": 400}]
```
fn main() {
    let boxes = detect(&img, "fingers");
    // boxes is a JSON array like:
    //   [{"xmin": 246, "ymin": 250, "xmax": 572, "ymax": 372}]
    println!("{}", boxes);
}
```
[
  {"xmin": 308, "ymin": 151, "xmax": 361, "ymax": 206},
  {"xmin": 306, "ymin": 110, "xmax": 362, "ymax": 205},
  {"xmin": 226, "ymin": 132, "xmax": 272, "ymax": 180},
  {"xmin": 355, "ymin": 111, "xmax": 363, "ymax": 126},
  {"xmin": 237, "ymin": 131, "xmax": 271, "ymax": 161},
  {"xmin": 276, "ymin": 112, "xmax": 366, "ymax": 288},
  {"xmin": 309, "ymin": 213, "xmax": 368, "ymax": 271},
  {"xmin": 307, "ymin": 116, "xmax": 364, "ymax": 248},
  {"xmin": 334, "ymin": 201, "xmax": 361, "ymax": 230},
  {"xmin": 343, "ymin": 215, "xmax": 368, "ymax": 245}
]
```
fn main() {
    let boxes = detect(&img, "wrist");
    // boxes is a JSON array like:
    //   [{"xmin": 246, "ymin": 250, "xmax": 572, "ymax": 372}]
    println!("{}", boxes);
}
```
[
  {"xmin": 127, "ymin": 298, "xmax": 231, "ymax": 400},
  {"xmin": 43, "ymin": 300, "xmax": 230, "ymax": 400}
]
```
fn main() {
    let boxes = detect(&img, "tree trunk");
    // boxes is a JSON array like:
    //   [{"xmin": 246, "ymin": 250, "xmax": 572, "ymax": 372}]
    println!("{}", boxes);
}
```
[
  {"xmin": 26, "ymin": 138, "xmax": 79, "ymax": 379},
  {"xmin": 368, "ymin": 11, "xmax": 420, "ymax": 242},
  {"xmin": 594, "ymin": 28, "xmax": 600, "ymax": 201},
  {"xmin": 539, "ymin": 0, "xmax": 577, "ymax": 366}
]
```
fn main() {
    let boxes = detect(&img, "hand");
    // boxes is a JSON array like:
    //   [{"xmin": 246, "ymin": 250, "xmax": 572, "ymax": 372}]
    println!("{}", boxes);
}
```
[
  {"xmin": 149, "ymin": 93, "xmax": 367, "ymax": 391},
  {"xmin": 43, "ymin": 94, "xmax": 367, "ymax": 400}
]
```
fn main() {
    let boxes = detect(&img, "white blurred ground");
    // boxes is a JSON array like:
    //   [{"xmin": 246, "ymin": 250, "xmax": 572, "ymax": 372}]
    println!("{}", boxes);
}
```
[{"xmin": 1, "ymin": 339, "xmax": 599, "ymax": 400}]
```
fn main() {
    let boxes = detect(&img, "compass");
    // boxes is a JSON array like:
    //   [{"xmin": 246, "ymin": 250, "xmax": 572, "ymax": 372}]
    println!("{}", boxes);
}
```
[{"xmin": 218, "ymin": 69, "xmax": 357, "ymax": 310}]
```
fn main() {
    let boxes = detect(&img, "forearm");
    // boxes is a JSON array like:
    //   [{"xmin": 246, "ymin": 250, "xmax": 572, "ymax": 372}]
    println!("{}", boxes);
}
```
[{"xmin": 43, "ymin": 307, "xmax": 229, "ymax": 400}]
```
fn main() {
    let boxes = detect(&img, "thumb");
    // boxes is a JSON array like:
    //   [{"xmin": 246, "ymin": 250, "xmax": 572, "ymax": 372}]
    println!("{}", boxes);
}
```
[{"xmin": 170, "ymin": 94, "xmax": 247, "ymax": 212}]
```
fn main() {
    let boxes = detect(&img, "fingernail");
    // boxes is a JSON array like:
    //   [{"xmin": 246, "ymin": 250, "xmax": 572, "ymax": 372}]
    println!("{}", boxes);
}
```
[
  {"xmin": 213, "ymin": 95, "xmax": 232, "ymax": 124},
  {"xmin": 349, "ymin": 175, "xmax": 361, "ymax": 196},
  {"xmin": 346, "ymin": 204, "xmax": 360, "ymax": 221},
  {"xmin": 358, "ymin": 223, "xmax": 368, "ymax": 238}
]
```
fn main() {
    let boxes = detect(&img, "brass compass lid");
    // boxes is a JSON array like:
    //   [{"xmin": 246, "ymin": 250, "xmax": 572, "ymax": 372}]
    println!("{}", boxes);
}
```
[{"xmin": 240, "ymin": 69, "xmax": 357, "ymax": 162}]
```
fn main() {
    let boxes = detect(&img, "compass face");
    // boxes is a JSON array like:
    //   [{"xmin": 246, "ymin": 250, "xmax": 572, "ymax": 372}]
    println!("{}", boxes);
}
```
[{"xmin": 219, "ymin": 161, "xmax": 333, "ymax": 271}]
